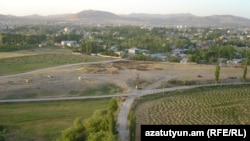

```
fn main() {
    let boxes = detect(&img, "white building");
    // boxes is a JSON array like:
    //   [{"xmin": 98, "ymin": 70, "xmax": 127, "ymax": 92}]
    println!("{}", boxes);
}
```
[
  {"xmin": 128, "ymin": 47, "xmax": 140, "ymax": 54},
  {"xmin": 61, "ymin": 41, "xmax": 77, "ymax": 47}
]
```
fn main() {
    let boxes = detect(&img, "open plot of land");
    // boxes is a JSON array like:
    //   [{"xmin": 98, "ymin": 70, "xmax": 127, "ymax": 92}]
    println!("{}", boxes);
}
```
[
  {"xmin": 0, "ymin": 98, "xmax": 111, "ymax": 141},
  {"xmin": 0, "ymin": 60, "xmax": 248, "ymax": 100},
  {"xmin": 133, "ymin": 85, "xmax": 250, "ymax": 141},
  {"xmin": 0, "ymin": 48, "xmax": 111, "ymax": 76}
]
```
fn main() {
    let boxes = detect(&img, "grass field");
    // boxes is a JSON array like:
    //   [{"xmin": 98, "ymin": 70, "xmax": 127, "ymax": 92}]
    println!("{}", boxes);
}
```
[
  {"xmin": 69, "ymin": 83, "xmax": 125, "ymax": 96},
  {"xmin": 0, "ymin": 52, "xmax": 110, "ymax": 76},
  {"xmin": 133, "ymin": 85, "xmax": 250, "ymax": 140},
  {"xmin": 0, "ymin": 98, "xmax": 111, "ymax": 141}
]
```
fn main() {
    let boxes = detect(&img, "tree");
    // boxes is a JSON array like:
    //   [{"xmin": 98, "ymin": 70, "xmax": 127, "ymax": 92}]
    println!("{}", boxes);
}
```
[
  {"xmin": 243, "ymin": 58, "xmax": 248, "ymax": 82},
  {"xmin": 108, "ymin": 97, "xmax": 118, "ymax": 113},
  {"xmin": 59, "ymin": 97, "xmax": 119, "ymax": 141},
  {"xmin": 87, "ymin": 131, "xmax": 116, "ymax": 141},
  {"xmin": 215, "ymin": 63, "xmax": 220, "ymax": 83},
  {"xmin": 108, "ymin": 110, "xmax": 116, "ymax": 134},
  {"xmin": 84, "ymin": 110, "xmax": 108, "ymax": 134},
  {"xmin": 61, "ymin": 117, "xmax": 85, "ymax": 141},
  {"xmin": 129, "ymin": 112, "xmax": 136, "ymax": 141},
  {"xmin": 0, "ymin": 125, "xmax": 6, "ymax": 141}
]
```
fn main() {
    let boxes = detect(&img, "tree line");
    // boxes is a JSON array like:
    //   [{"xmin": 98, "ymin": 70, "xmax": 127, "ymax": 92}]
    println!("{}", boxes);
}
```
[
  {"xmin": 1, "ymin": 33, "xmax": 46, "ymax": 44},
  {"xmin": 187, "ymin": 45, "xmax": 249, "ymax": 64},
  {"xmin": 0, "ymin": 33, "xmax": 46, "ymax": 51}
]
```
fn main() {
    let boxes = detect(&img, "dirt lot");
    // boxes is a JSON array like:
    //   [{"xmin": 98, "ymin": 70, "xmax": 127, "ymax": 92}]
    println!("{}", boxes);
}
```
[{"xmin": 0, "ymin": 60, "xmax": 246, "ymax": 99}]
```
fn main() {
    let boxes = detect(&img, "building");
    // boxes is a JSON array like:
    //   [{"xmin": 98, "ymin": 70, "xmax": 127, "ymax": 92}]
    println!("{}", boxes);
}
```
[
  {"xmin": 140, "ymin": 49, "xmax": 150, "ymax": 56},
  {"xmin": 115, "ymin": 51, "xmax": 125, "ymax": 57},
  {"xmin": 227, "ymin": 59, "xmax": 243, "ymax": 65},
  {"xmin": 110, "ymin": 45, "xmax": 118, "ymax": 52},
  {"xmin": 150, "ymin": 53, "xmax": 167, "ymax": 61},
  {"xmin": 128, "ymin": 47, "xmax": 140, "ymax": 54},
  {"xmin": 61, "ymin": 40, "xmax": 77, "ymax": 47},
  {"xmin": 217, "ymin": 58, "xmax": 227, "ymax": 66},
  {"xmin": 232, "ymin": 59, "xmax": 242, "ymax": 64}
]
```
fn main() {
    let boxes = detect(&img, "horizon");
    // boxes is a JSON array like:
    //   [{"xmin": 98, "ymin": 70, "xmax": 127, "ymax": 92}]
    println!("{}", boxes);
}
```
[
  {"xmin": 3, "ymin": 9, "xmax": 250, "ymax": 20},
  {"xmin": 1, "ymin": 0, "xmax": 250, "ymax": 19}
]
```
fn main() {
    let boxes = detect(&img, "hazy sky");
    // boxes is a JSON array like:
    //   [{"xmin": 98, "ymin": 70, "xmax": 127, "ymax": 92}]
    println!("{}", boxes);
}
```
[{"xmin": 1, "ymin": 0, "xmax": 250, "ymax": 18}]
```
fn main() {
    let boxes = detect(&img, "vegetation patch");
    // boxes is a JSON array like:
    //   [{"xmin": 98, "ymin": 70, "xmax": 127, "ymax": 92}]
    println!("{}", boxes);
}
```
[
  {"xmin": 57, "ymin": 97, "xmax": 119, "ymax": 141},
  {"xmin": 0, "ymin": 98, "xmax": 110, "ymax": 141},
  {"xmin": 132, "ymin": 85, "xmax": 250, "ymax": 140},
  {"xmin": 69, "ymin": 84, "xmax": 124, "ymax": 96},
  {"xmin": 0, "ymin": 53, "xmax": 109, "ymax": 75},
  {"xmin": 156, "ymin": 79, "xmax": 198, "ymax": 88}
]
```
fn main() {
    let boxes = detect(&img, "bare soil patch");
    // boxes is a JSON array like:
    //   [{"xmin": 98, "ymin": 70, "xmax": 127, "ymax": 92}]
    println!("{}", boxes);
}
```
[{"xmin": 0, "ymin": 61, "xmax": 247, "ymax": 99}]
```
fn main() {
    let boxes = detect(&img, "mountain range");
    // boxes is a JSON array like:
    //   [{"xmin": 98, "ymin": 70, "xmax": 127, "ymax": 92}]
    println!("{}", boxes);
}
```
[{"xmin": 1, "ymin": 10, "xmax": 250, "ymax": 27}]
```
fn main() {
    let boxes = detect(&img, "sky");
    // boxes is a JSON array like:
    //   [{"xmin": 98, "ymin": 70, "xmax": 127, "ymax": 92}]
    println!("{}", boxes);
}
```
[{"xmin": 1, "ymin": 0, "xmax": 250, "ymax": 19}]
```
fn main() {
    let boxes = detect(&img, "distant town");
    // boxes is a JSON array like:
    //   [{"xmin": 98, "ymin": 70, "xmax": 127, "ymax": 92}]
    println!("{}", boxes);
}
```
[{"xmin": 1, "ymin": 22, "xmax": 250, "ymax": 65}]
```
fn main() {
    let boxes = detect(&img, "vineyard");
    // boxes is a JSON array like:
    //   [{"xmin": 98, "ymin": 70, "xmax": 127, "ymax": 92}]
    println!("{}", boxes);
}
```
[{"xmin": 133, "ymin": 85, "xmax": 250, "ymax": 140}]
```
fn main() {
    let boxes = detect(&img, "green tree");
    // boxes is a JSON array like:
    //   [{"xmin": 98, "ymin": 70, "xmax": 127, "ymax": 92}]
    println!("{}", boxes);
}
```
[
  {"xmin": 129, "ymin": 112, "xmax": 136, "ymax": 141},
  {"xmin": 87, "ymin": 131, "xmax": 116, "ymax": 141},
  {"xmin": 59, "ymin": 97, "xmax": 119, "ymax": 141},
  {"xmin": 61, "ymin": 117, "xmax": 85, "ymax": 141},
  {"xmin": 243, "ymin": 58, "xmax": 248, "ymax": 82},
  {"xmin": 84, "ymin": 110, "xmax": 108, "ymax": 134},
  {"xmin": 0, "ymin": 125, "xmax": 6, "ymax": 141},
  {"xmin": 108, "ymin": 110, "xmax": 116, "ymax": 134},
  {"xmin": 215, "ymin": 63, "xmax": 220, "ymax": 83},
  {"xmin": 108, "ymin": 97, "xmax": 118, "ymax": 113},
  {"xmin": 87, "ymin": 131, "xmax": 106, "ymax": 141}
]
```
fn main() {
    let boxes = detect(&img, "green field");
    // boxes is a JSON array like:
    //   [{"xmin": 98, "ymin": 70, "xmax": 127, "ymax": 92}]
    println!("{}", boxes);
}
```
[
  {"xmin": 69, "ymin": 83, "xmax": 125, "ymax": 96},
  {"xmin": 133, "ymin": 85, "xmax": 250, "ymax": 140},
  {"xmin": 0, "ymin": 53, "xmax": 110, "ymax": 76},
  {"xmin": 0, "ymin": 98, "xmax": 111, "ymax": 141}
]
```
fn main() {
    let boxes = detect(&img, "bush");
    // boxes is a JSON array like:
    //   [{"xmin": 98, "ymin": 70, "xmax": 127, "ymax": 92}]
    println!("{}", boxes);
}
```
[
  {"xmin": 128, "ymin": 112, "xmax": 136, "ymax": 141},
  {"xmin": 0, "ymin": 125, "xmax": 6, "ymax": 141},
  {"xmin": 168, "ymin": 79, "xmax": 196, "ymax": 86},
  {"xmin": 101, "ymin": 50, "xmax": 119, "ymax": 57}
]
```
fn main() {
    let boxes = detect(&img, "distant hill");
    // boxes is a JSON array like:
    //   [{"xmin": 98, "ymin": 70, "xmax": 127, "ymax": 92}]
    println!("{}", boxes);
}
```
[
  {"xmin": 125, "ymin": 13, "xmax": 195, "ymax": 19},
  {"xmin": 76, "ymin": 10, "xmax": 118, "ymax": 19},
  {"xmin": 22, "ymin": 14, "xmax": 46, "ymax": 19},
  {"xmin": 1, "ymin": 10, "xmax": 250, "ymax": 27}
]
